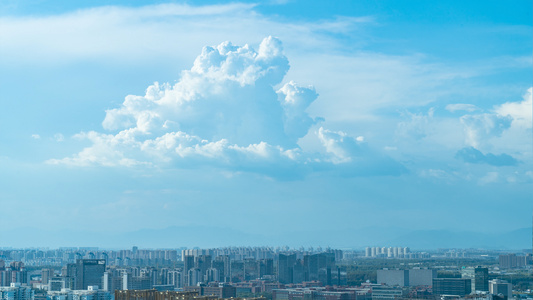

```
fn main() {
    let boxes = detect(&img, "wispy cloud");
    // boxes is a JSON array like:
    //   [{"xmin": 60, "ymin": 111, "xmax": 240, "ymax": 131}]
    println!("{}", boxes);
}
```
[
  {"xmin": 0, "ymin": 3, "xmax": 371, "ymax": 65},
  {"xmin": 446, "ymin": 103, "xmax": 479, "ymax": 113}
]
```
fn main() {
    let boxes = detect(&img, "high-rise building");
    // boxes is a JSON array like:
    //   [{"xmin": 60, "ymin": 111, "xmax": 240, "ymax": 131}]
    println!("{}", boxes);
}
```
[
  {"xmin": 277, "ymin": 254, "xmax": 296, "ymax": 284},
  {"xmin": 194, "ymin": 255, "xmax": 211, "ymax": 275},
  {"xmin": 75, "ymin": 259, "xmax": 106, "ymax": 290},
  {"xmin": 182, "ymin": 255, "xmax": 195, "ymax": 286},
  {"xmin": 474, "ymin": 267, "xmax": 489, "ymax": 292},
  {"xmin": 214, "ymin": 255, "xmax": 231, "ymax": 282},
  {"xmin": 0, "ymin": 262, "xmax": 27, "ymax": 286},
  {"xmin": 303, "ymin": 252, "xmax": 335, "ymax": 285},
  {"xmin": 187, "ymin": 268, "xmax": 201, "ymax": 286},
  {"xmin": 62, "ymin": 263, "xmax": 77, "ymax": 289},
  {"xmin": 41, "ymin": 269, "xmax": 54, "ymax": 285},
  {"xmin": 499, "ymin": 254, "xmax": 527, "ymax": 269},
  {"xmin": 258, "ymin": 259, "xmax": 274, "ymax": 277},
  {"xmin": 205, "ymin": 268, "xmax": 220, "ymax": 283},
  {"xmin": 167, "ymin": 271, "xmax": 182, "ymax": 289}
]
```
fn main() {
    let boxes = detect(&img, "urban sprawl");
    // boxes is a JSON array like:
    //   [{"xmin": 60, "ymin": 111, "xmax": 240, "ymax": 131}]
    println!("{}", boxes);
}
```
[{"xmin": 0, "ymin": 246, "xmax": 531, "ymax": 300}]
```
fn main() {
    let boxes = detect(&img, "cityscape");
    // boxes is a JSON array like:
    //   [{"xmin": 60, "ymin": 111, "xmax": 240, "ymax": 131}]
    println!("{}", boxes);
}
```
[
  {"xmin": 0, "ymin": 246, "xmax": 531, "ymax": 300},
  {"xmin": 1, "ymin": 1, "xmax": 532, "ymax": 300}
]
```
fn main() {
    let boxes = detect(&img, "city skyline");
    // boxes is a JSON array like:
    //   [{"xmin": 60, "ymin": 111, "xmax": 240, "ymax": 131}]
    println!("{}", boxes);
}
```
[
  {"xmin": 0, "ymin": 0, "xmax": 532, "ymax": 248},
  {"xmin": 0, "ymin": 247, "xmax": 529, "ymax": 300}
]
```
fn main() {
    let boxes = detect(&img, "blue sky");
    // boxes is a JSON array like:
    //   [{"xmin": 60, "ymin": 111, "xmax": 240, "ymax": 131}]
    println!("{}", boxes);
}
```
[{"xmin": 0, "ymin": 0, "xmax": 531, "ymax": 249}]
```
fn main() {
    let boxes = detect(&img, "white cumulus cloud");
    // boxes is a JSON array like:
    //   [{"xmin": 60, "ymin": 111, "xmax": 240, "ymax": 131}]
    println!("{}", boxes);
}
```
[
  {"xmin": 101, "ymin": 37, "xmax": 304, "ymax": 148},
  {"xmin": 460, "ymin": 113, "xmax": 512, "ymax": 149},
  {"xmin": 459, "ymin": 87, "xmax": 532, "ymax": 150},
  {"xmin": 495, "ymin": 87, "xmax": 532, "ymax": 129},
  {"xmin": 48, "ymin": 37, "xmax": 403, "ymax": 178}
]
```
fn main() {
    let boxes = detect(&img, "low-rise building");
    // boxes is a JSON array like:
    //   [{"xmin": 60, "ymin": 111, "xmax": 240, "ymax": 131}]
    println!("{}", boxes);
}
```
[
  {"xmin": 371, "ymin": 286, "xmax": 404, "ymax": 300},
  {"xmin": 433, "ymin": 278, "xmax": 472, "ymax": 297},
  {"xmin": 47, "ymin": 286, "xmax": 112, "ymax": 300},
  {"xmin": 488, "ymin": 279, "xmax": 512, "ymax": 299}
]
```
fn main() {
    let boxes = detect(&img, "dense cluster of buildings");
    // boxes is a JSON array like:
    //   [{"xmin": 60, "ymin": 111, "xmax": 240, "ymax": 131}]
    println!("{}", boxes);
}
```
[
  {"xmin": 1, "ymin": 248, "xmax": 529, "ymax": 268},
  {"xmin": 0, "ymin": 247, "xmax": 530, "ymax": 300},
  {"xmin": 374, "ymin": 266, "xmax": 516, "ymax": 299},
  {"xmin": 0, "ymin": 248, "xmax": 179, "ymax": 267},
  {"xmin": 0, "ymin": 247, "xmax": 347, "ymax": 299},
  {"xmin": 0, "ymin": 261, "xmax": 28, "ymax": 286},
  {"xmin": 363, "ymin": 248, "xmax": 429, "ymax": 260},
  {"xmin": 498, "ymin": 254, "xmax": 532, "ymax": 269}
]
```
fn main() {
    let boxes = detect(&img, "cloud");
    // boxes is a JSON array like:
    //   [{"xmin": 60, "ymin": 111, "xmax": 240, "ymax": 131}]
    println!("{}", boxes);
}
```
[
  {"xmin": 317, "ymin": 127, "xmax": 406, "ymax": 176},
  {"xmin": 47, "ymin": 131, "xmax": 148, "ymax": 167},
  {"xmin": 396, "ymin": 108, "xmax": 435, "ymax": 140},
  {"xmin": 479, "ymin": 171, "xmax": 499, "ymax": 185},
  {"xmin": 277, "ymin": 81, "xmax": 321, "ymax": 141},
  {"xmin": 54, "ymin": 133, "xmax": 64, "ymax": 142},
  {"xmin": 101, "ymin": 36, "xmax": 306, "ymax": 148},
  {"xmin": 494, "ymin": 87, "xmax": 532, "ymax": 129},
  {"xmin": 445, "ymin": 103, "xmax": 479, "ymax": 112},
  {"xmin": 1, "ymin": 2, "xmax": 497, "ymax": 127},
  {"xmin": 460, "ymin": 113, "xmax": 512, "ymax": 148},
  {"xmin": 48, "ymin": 37, "xmax": 402, "ymax": 178},
  {"xmin": 455, "ymin": 147, "xmax": 518, "ymax": 166},
  {"xmin": 458, "ymin": 87, "xmax": 531, "ymax": 150},
  {"xmin": 31, "ymin": 134, "xmax": 40, "ymax": 139},
  {"xmin": 0, "ymin": 3, "xmax": 370, "ymax": 65}
]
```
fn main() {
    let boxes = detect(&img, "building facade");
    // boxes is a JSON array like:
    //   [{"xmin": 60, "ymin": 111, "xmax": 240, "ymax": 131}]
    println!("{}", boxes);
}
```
[{"xmin": 432, "ymin": 278, "xmax": 472, "ymax": 296}]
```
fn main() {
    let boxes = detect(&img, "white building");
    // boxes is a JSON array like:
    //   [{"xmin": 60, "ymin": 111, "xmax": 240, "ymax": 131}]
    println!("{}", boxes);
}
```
[
  {"xmin": 489, "ymin": 279, "xmax": 512, "ymax": 299},
  {"xmin": 47, "ymin": 286, "xmax": 112, "ymax": 300}
]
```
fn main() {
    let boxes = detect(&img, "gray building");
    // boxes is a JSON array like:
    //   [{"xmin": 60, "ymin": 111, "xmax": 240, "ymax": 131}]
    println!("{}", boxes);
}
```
[
  {"xmin": 277, "ymin": 254, "xmax": 296, "ymax": 284},
  {"xmin": 377, "ymin": 269, "xmax": 408, "ymax": 287},
  {"xmin": 408, "ymin": 268, "xmax": 435, "ymax": 286},
  {"xmin": 378, "ymin": 268, "xmax": 435, "ymax": 287}
]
